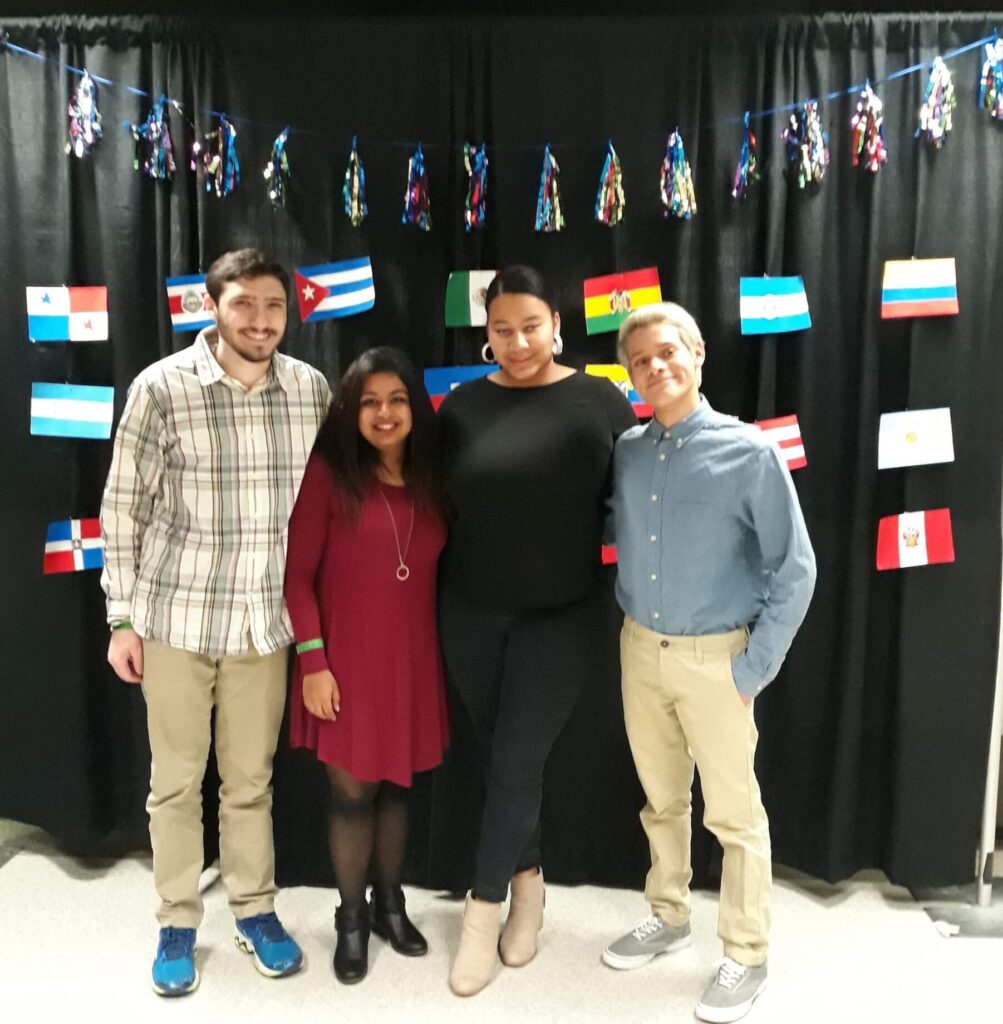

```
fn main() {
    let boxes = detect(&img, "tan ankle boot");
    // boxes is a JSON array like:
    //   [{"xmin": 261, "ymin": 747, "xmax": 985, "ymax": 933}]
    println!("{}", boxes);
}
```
[
  {"xmin": 449, "ymin": 896, "xmax": 502, "ymax": 996},
  {"xmin": 499, "ymin": 869, "xmax": 545, "ymax": 967}
]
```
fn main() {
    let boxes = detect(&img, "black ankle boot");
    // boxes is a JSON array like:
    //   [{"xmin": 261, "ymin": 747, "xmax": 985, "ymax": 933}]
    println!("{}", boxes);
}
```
[
  {"xmin": 334, "ymin": 905, "xmax": 370, "ymax": 983},
  {"xmin": 371, "ymin": 888, "xmax": 428, "ymax": 957}
]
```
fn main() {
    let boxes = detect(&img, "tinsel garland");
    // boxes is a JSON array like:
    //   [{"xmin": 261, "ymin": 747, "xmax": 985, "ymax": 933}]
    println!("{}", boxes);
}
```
[
  {"xmin": 731, "ymin": 111, "xmax": 759, "ymax": 200},
  {"xmin": 850, "ymin": 82, "xmax": 888, "ymax": 173},
  {"xmin": 535, "ymin": 144, "xmax": 565, "ymax": 232},
  {"xmin": 193, "ymin": 115, "xmax": 240, "ymax": 198},
  {"xmin": 402, "ymin": 143, "xmax": 431, "ymax": 230},
  {"xmin": 66, "ymin": 70, "xmax": 102, "ymax": 158},
  {"xmin": 916, "ymin": 56, "xmax": 956, "ymax": 147},
  {"xmin": 343, "ymin": 136, "xmax": 368, "ymax": 227},
  {"xmin": 594, "ymin": 139, "xmax": 625, "ymax": 226},
  {"xmin": 782, "ymin": 100, "xmax": 829, "ymax": 189},
  {"xmin": 660, "ymin": 129, "xmax": 697, "ymax": 220},
  {"xmin": 978, "ymin": 37, "xmax": 1003, "ymax": 120},
  {"xmin": 464, "ymin": 143, "xmax": 488, "ymax": 231},
  {"xmin": 126, "ymin": 95, "xmax": 176, "ymax": 180},
  {"xmin": 263, "ymin": 126, "xmax": 291, "ymax": 208}
]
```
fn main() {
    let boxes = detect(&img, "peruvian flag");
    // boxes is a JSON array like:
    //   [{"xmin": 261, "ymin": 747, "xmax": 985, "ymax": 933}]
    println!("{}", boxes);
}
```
[
  {"xmin": 754, "ymin": 414, "xmax": 807, "ymax": 471},
  {"xmin": 43, "ymin": 518, "xmax": 105, "ymax": 574},
  {"xmin": 876, "ymin": 509, "xmax": 955, "ymax": 571}
]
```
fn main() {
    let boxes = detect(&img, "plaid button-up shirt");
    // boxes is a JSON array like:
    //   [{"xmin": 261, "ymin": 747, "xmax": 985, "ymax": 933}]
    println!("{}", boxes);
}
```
[{"xmin": 101, "ymin": 330, "xmax": 331, "ymax": 657}]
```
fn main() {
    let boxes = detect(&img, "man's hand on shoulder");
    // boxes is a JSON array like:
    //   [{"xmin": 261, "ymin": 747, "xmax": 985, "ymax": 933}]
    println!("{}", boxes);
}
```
[{"xmin": 108, "ymin": 627, "xmax": 144, "ymax": 684}]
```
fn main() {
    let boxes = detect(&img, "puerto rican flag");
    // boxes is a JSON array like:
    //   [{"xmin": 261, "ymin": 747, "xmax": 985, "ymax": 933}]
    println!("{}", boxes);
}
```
[
  {"xmin": 754, "ymin": 414, "xmax": 807, "ymax": 471},
  {"xmin": 295, "ymin": 257, "xmax": 375, "ymax": 322},
  {"xmin": 165, "ymin": 275, "xmax": 214, "ymax": 332},
  {"xmin": 876, "ymin": 509, "xmax": 955, "ymax": 571},
  {"xmin": 43, "ymin": 518, "xmax": 105, "ymax": 574}
]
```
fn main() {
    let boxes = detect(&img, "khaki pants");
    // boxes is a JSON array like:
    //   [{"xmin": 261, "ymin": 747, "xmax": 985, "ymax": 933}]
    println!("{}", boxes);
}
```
[
  {"xmin": 141, "ymin": 637, "xmax": 288, "ymax": 928},
  {"xmin": 620, "ymin": 617, "xmax": 771, "ymax": 966}
]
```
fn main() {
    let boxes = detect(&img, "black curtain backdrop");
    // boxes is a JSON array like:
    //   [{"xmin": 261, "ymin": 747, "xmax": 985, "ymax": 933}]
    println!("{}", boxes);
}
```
[{"xmin": 1, "ymin": 13, "xmax": 1000, "ymax": 891}]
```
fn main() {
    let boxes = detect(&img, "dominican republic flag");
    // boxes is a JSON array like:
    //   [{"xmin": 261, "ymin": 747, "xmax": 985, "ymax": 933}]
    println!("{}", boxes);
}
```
[
  {"xmin": 295, "ymin": 257, "xmax": 375, "ymax": 322},
  {"xmin": 43, "ymin": 518, "xmax": 104, "ymax": 574},
  {"xmin": 165, "ymin": 275, "xmax": 213, "ymax": 332},
  {"xmin": 445, "ymin": 270, "xmax": 498, "ymax": 327},
  {"xmin": 881, "ymin": 258, "xmax": 958, "ymax": 318},
  {"xmin": 583, "ymin": 267, "xmax": 662, "ymax": 336},
  {"xmin": 753, "ymin": 414, "xmax": 807, "ymax": 471},
  {"xmin": 424, "ymin": 365, "xmax": 494, "ymax": 410},
  {"xmin": 30, "ymin": 383, "xmax": 115, "ymax": 439},
  {"xmin": 739, "ymin": 277, "xmax": 811, "ymax": 335},
  {"xmin": 26, "ymin": 286, "xmax": 108, "ymax": 342},
  {"xmin": 876, "ymin": 508, "xmax": 955, "ymax": 571},
  {"xmin": 584, "ymin": 364, "xmax": 652, "ymax": 418},
  {"xmin": 877, "ymin": 407, "xmax": 954, "ymax": 469}
]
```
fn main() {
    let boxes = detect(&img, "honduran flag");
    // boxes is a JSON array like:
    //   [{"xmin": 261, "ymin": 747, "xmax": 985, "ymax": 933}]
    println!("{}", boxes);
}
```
[
  {"xmin": 739, "ymin": 277, "xmax": 811, "ymax": 335},
  {"xmin": 583, "ymin": 267, "xmax": 662, "ymax": 336},
  {"xmin": 880, "ymin": 258, "xmax": 958, "ymax": 318},
  {"xmin": 584, "ymin": 364, "xmax": 652, "ymax": 418},
  {"xmin": 30, "ymin": 383, "xmax": 115, "ymax": 439},
  {"xmin": 26, "ymin": 286, "xmax": 108, "ymax": 342},
  {"xmin": 876, "ymin": 508, "xmax": 955, "ymax": 571},
  {"xmin": 165, "ymin": 275, "xmax": 213, "ymax": 332},
  {"xmin": 43, "ymin": 518, "xmax": 104, "ymax": 574},
  {"xmin": 295, "ymin": 257, "xmax": 375, "ymax": 322},
  {"xmin": 445, "ymin": 270, "xmax": 498, "ymax": 327},
  {"xmin": 754, "ymin": 414, "xmax": 807, "ymax": 471},
  {"xmin": 424, "ymin": 365, "xmax": 494, "ymax": 410}
]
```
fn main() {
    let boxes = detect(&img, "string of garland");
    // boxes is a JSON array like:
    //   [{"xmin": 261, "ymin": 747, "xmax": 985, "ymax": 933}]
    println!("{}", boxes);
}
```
[
  {"xmin": 782, "ymin": 100, "xmax": 829, "ymax": 188},
  {"xmin": 850, "ymin": 82, "xmax": 888, "ymax": 173},
  {"xmin": 916, "ymin": 56, "xmax": 956, "ymax": 147},
  {"xmin": 535, "ymin": 144, "xmax": 565, "ymax": 232},
  {"xmin": 660, "ymin": 129, "xmax": 697, "ymax": 220},
  {"xmin": 194, "ymin": 115, "xmax": 240, "ymax": 197},
  {"xmin": 263, "ymin": 126, "xmax": 290, "ymax": 208},
  {"xmin": 343, "ymin": 136, "xmax": 368, "ymax": 227},
  {"xmin": 66, "ymin": 70, "xmax": 102, "ymax": 158},
  {"xmin": 978, "ymin": 37, "xmax": 1003, "ymax": 120},
  {"xmin": 463, "ymin": 142, "xmax": 488, "ymax": 231},
  {"xmin": 594, "ymin": 139, "xmax": 625, "ymax": 226},
  {"xmin": 402, "ymin": 142, "xmax": 431, "ymax": 230},
  {"xmin": 126, "ymin": 95, "xmax": 176, "ymax": 180},
  {"xmin": 731, "ymin": 111, "xmax": 759, "ymax": 200}
]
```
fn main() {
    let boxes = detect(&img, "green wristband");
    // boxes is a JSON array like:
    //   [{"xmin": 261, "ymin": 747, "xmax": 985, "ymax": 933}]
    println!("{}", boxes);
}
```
[
  {"xmin": 112, "ymin": 621, "xmax": 133, "ymax": 631},
  {"xmin": 296, "ymin": 638, "xmax": 324, "ymax": 654}
]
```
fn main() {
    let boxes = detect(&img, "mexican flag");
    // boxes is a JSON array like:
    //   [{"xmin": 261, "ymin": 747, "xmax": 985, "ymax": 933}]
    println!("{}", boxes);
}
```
[{"xmin": 445, "ymin": 270, "xmax": 498, "ymax": 327}]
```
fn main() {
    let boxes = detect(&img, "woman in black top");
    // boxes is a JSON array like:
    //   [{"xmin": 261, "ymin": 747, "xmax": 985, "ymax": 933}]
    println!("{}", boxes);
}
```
[{"xmin": 439, "ymin": 266, "xmax": 635, "ymax": 996}]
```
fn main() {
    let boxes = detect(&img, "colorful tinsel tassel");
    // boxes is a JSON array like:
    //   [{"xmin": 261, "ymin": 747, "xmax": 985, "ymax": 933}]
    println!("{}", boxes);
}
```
[
  {"xmin": 782, "ymin": 100, "xmax": 829, "ymax": 189},
  {"xmin": 464, "ymin": 143, "xmax": 488, "ymax": 232},
  {"xmin": 263, "ymin": 126, "xmax": 291, "ymax": 208},
  {"xmin": 916, "ymin": 56, "xmax": 956, "ymax": 147},
  {"xmin": 343, "ymin": 136, "xmax": 368, "ymax": 227},
  {"xmin": 195, "ymin": 115, "xmax": 240, "ymax": 198},
  {"xmin": 66, "ymin": 70, "xmax": 102, "ymax": 158},
  {"xmin": 850, "ymin": 82, "xmax": 888, "ymax": 173},
  {"xmin": 127, "ymin": 95, "xmax": 176, "ymax": 180},
  {"xmin": 594, "ymin": 140, "xmax": 625, "ymax": 226},
  {"xmin": 402, "ymin": 143, "xmax": 432, "ymax": 230},
  {"xmin": 660, "ymin": 129, "xmax": 697, "ymax": 220},
  {"xmin": 978, "ymin": 38, "xmax": 1003, "ymax": 120},
  {"xmin": 535, "ymin": 144, "xmax": 565, "ymax": 232},
  {"xmin": 731, "ymin": 112, "xmax": 759, "ymax": 200}
]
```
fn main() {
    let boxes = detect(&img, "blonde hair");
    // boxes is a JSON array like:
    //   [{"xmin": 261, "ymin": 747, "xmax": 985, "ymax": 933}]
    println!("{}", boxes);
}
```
[{"xmin": 616, "ymin": 302, "xmax": 705, "ymax": 367}]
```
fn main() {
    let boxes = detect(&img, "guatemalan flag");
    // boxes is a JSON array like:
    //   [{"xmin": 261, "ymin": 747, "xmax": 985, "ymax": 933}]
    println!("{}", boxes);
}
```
[
  {"xmin": 165, "ymin": 275, "xmax": 214, "ymax": 333},
  {"xmin": 739, "ymin": 276, "xmax": 811, "ymax": 335},
  {"xmin": 30, "ymin": 383, "xmax": 115, "ymax": 439},
  {"xmin": 880, "ymin": 258, "xmax": 959, "ymax": 318},
  {"xmin": 424, "ymin": 365, "xmax": 494, "ymax": 410},
  {"xmin": 876, "ymin": 508, "xmax": 955, "ymax": 571},
  {"xmin": 43, "ymin": 518, "xmax": 104, "ymax": 574},
  {"xmin": 26, "ymin": 286, "xmax": 108, "ymax": 342},
  {"xmin": 295, "ymin": 257, "xmax": 375, "ymax": 322}
]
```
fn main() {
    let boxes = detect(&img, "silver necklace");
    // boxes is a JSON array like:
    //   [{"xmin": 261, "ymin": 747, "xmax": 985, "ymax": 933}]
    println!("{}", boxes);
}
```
[{"xmin": 378, "ymin": 486, "xmax": 415, "ymax": 581}]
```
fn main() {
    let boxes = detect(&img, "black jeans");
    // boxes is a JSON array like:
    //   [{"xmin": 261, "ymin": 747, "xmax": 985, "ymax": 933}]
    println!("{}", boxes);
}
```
[{"xmin": 439, "ymin": 587, "xmax": 600, "ymax": 902}]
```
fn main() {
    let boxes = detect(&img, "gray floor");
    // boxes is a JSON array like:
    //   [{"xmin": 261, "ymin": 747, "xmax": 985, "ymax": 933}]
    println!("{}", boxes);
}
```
[{"xmin": 1, "ymin": 818, "xmax": 1000, "ymax": 1022}]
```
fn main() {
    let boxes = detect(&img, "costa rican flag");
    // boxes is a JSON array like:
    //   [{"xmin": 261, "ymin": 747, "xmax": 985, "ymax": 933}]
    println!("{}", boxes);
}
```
[
  {"xmin": 424, "ymin": 365, "xmax": 494, "ymax": 410},
  {"xmin": 739, "ymin": 276, "xmax": 811, "ymax": 335},
  {"xmin": 26, "ymin": 286, "xmax": 108, "ymax": 342},
  {"xmin": 43, "ymin": 518, "xmax": 104, "ymax": 574},
  {"xmin": 165, "ymin": 275, "xmax": 214, "ymax": 332},
  {"xmin": 295, "ymin": 257, "xmax": 375, "ymax": 322},
  {"xmin": 754, "ymin": 414, "xmax": 807, "ymax": 470},
  {"xmin": 876, "ymin": 508, "xmax": 955, "ymax": 571},
  {"xmin": 880, "ymin": 258, "xmax": 958, "ymax": 318}
]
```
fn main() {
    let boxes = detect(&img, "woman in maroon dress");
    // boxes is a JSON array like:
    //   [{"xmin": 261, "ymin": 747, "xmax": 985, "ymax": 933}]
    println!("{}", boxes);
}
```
[{"xmin": 284, "ymin": 347, "xmax": 449, "ymax": 984}]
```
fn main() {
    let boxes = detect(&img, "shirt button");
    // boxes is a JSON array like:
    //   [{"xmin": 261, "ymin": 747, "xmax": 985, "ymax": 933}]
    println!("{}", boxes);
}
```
[
  {"xmin": 659, "ymin": 453, "xmax": 666, "ymax": 461},
  {"xmin": 660, "ymin": 639, "xmax": 669, "ymax": 648},
  {"xmin": 650, "ymin": 534, "xmax": 657, "ymax": 542},
  {"xmin": 676, "ymin": 439, "xmax": 683, "ymax": 448},
  {"xmin": 651, "ymin": 494, "xmax": 658, "ymax": 502},
  {"xmin": 653, "ymin": 612, "xmax": 660, "ymax": 620},
  {"xmin": 650, "ymin": 573, "xmax": 657, "ymax": 581}
]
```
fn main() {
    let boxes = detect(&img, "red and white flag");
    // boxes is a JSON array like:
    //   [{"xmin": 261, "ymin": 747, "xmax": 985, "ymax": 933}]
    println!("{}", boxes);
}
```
[
  {"xmin": 754, "ymin": 414, "xmax": 806, "ymax": 471},
  {"xmin": 876, "ymin": 508, "xmax": 955, "ymax": 571}
]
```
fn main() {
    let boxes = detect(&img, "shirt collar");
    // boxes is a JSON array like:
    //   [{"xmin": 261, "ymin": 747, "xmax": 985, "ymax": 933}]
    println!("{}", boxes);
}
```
[
  {"xmin": 193, "ymin": 327, "xmax": 291, "ymax": 392},
  {"xmin": 643, "ymin": 395, "xmax": 712, "ymax": 446}
]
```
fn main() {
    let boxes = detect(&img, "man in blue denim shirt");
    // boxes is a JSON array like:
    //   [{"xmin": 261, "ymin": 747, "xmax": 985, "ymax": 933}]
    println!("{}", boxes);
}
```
[{"xmin": 602, "ymin": 303, "xmax": 816, "ymax": 1023}]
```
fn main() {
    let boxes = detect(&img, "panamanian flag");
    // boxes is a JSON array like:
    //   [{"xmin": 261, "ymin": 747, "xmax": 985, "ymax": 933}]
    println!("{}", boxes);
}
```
[
  {"xmin": 424, "ymin": 364, "xmax": 494, "ymax": 410},
  {"xmin": 30, "ymin": 383, "xmax": 115, "ymax": 439},
  {"xmin": 739, "ymin": 276, "xmax": 811, "ymax": 335},
  {"xmin": 165, "ymin": 275, "xmax": 214, "ymax": 332},
  {"xmin": 43, "ymin": 518, "xmax": 104, "ymax": 574},
  {"xmin": 26, "ymin": 286, "xmax": 108, "ymax": 342},
  {"xmin": 584, "ymin": 364, "xmax": 652, "ymax": 417},
  {"xmin": 295, "ymin": 257, "xmax": 375, "ymax": 323},
  {"xmin": 754, "ymin": 414, "xmax": 807, "ymax": 471},
  {"xmin": 876, "ymin": 508, "xmax": 955, "ymax": 571},
  {"xmin": 880, "ymin": 258, "xmax": 958, "ymax": 318}
]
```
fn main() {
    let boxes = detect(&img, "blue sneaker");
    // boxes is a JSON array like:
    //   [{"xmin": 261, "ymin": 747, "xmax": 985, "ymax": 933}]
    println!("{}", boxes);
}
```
[
  {"xmin": 234, "ymin": 911, "xmax": 303, "ymax": 977},
  {"xmin": 151, "ymin": 926, "xmax": 199, "ymax": 997}
]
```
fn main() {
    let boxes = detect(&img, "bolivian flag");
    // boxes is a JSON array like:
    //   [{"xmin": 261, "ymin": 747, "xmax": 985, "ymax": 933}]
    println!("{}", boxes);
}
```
[
  {"xmin": 583, "ymin": 267, "xmax": 662, "ymax": 336},
  {"xmin": 881, "ymin": 258, "xmax": 958, "ymax": 318}
]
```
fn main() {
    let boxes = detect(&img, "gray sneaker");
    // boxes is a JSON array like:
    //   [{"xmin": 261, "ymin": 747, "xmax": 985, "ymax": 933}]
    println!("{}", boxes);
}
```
[
  {"xmin": 695, "ymin": 958, "xmax": 768, "ymax": 1022},
  {"xmin": 601, "ymin": 914, "xmax": 692, "ymax": 970}
]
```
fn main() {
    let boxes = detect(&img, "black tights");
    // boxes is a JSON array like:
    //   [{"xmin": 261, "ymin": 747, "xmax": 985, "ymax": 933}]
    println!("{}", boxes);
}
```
[{"xmin": 326, "ymin": 765, "xmax": 410, "ymax": 910}]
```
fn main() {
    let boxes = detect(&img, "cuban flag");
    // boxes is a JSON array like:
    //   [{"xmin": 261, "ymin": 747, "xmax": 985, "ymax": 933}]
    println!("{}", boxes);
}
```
[
  {"xmin": 739, "ymin": 277, "xmax": 811, "ymax": 335},
  {"xmin": 26, "ymin": 286, "xmax": 108, "ymax": 342},
  {"xmin": 753, "ymin": 414, "xmax": 807, "ymax": 470},
  {"xmin": 424, "ymin": 365, "xmax": 494, "ymax": 410},
  {"xmin": 876, "ymin": 508, "xmax": 955, "ymax": 571},
  {"xmin": 584, "ymin": 364, "xmax": 652, "ymax": 417},
  {"xmin": 43, "ymin": 518, "xmax": 104, "ymax": 574},
  {"xmin": 880, "ymin": 258, "xmax": 958, "ymax": 318},
  {"xmin": 295, "ymin": 257, "xmax": 375, "ymax": 322},
  {"xmin": 165, "ymin": 275, "xmax": 214, "ymax": 332},
  {"xmin": 30, "ymin": 383, "xmax": 115, "ymax": 439}
]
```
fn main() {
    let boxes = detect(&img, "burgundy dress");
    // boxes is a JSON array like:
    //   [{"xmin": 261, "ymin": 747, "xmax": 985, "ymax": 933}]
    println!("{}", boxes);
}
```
[{"xmin": 285, "ymin": 454, "xmax": 449, "ymax": 786}]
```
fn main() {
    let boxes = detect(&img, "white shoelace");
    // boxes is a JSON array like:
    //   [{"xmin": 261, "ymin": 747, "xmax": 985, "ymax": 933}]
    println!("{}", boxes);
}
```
[
  {"xmin": 630, "ymin": 915, "xmax": 665, "ymax": 940},
  {"xmin": 716, "ymin": 958, "xmax": 748, "ymax": 991}
]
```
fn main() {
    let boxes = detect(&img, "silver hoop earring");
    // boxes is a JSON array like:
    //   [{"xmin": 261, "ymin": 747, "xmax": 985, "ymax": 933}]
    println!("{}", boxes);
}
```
[
  {"xmin": 552, "ymin": 334, "xmax": 564, "ymax": 356},
  {"xmin": 481, "ymin": 342, "xmax": 495, "ymax": 364}
]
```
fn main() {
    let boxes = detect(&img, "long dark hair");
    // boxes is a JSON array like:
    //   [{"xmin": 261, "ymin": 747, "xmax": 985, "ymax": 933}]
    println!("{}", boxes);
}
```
[
  {"xmin": 313, "ymin": 346, "xmax": 446, "ymax": 521},
  {"xmin": 485, "ymin": 265, "xmax": 556, "ymax": 315}
]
